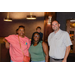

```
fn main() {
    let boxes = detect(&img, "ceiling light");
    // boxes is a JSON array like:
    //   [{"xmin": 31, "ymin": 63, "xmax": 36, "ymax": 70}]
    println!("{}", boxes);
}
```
[
  {"xmin": 4, "ymin": 12, "xmax": 12, "ymax": 22},
  {"xmin": 4, "ymin": 18, "xmax": 12, "ymax": 21},
  {"xmin": 26, "ymin": 12, "xmax": 36, "ymax": 20}
]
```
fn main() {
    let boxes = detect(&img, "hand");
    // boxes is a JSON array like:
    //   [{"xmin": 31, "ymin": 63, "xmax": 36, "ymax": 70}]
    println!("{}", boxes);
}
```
[
  {"xmin": 3, "ymin": 38, "xmax": 7, "ymax": 43},
  {"xmin": 3, "ymin": 38, "xmax": 6, "ymax": 42},
  {"xmin": 62, "ymin": 59, "xmax": 67, "ymax": 62},
  {"xmin": 3, "ymin": 38, "xmax": 10, "ymax": 49},
  {"xmin": 6, "ymin": 42, "xmax": 10, "ymax": 49}
]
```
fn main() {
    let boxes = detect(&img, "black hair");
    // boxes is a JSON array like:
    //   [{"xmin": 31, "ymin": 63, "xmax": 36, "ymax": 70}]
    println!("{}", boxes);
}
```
[
  {"xmin": 31, "ymin": 32, "xmax": 42, "ymax": 45},
  {"xmin": 18, "ymin": 25, "xmax": 25, "ymax": 31},
  {"xmin": 36, "ymin": 26, "xmax": 41, "ymax": 30},
  {"xmin": 16, "ymin": 29, "xmax": 18, "ymax": 34}
]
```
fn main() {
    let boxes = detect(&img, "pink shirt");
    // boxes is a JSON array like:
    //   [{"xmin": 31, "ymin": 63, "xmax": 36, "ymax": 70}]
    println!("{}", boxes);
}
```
[{"xmin": 5, "ymin": 35, "xmax": 31, "ymax": 62}]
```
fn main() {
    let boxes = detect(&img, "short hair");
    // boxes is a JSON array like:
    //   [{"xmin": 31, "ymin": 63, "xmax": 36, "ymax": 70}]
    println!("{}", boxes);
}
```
[
  {"xmin": 18, "ymin": 25, "xmax": 25, "ymax": 31},
  {"xmin": 52, "ymin": 20, "xmax": 60, "ymax": 24},
  {"xmin": 36, "ymin": 26, "xmax": 41, "ymax": 30}
]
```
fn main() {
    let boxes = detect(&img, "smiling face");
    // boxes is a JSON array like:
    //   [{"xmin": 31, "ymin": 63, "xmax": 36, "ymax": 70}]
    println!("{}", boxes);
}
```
[
  {"xmin": 33, "ymin": 33, "xmax": 40, "ymax": 42},
  {"xmin": 52, "ymin": 21, "xmax": 60, "ymax": 32},
  {"xmin": 18, "ymin": 27, "xmax": 25, "ymax": 37}
]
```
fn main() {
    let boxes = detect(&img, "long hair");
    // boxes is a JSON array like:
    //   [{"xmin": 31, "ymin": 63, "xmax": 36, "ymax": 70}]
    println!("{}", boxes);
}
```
[{"xmin": 31, "ymin": 32, "xmax": 42, "ymax": 45}]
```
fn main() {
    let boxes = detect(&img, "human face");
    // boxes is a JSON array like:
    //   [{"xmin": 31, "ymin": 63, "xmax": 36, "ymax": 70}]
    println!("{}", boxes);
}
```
[
  {"xmin": 18, "ymin": 27, "xmax": 25, "ymax": 37},
  {"xmin": 52, "ymin": 21, "xmax": 60, "ymax": 32},
  {"xmin": 36, "ymin": 28, "xmax": 41, "ymax": 33},
  {"xmin": 33, "ymin": 33, "xmax": 40, "ymax": 42}
]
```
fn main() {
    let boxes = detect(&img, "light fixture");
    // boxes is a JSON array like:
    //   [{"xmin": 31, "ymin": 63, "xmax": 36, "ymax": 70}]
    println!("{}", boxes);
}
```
[
  {"xmin": 26, "ymin": 12, "xmax": 36, "ymax": 20},
  {"xmin": 4, "ymin": 12, "xmax": 12, "ymax": 22},
  {"xmin": 70, "ymin": 20, "xmax": 75, "ymax": 22},
  {"xmin": 47, "ymin": 16, "xmax": 52, "ymax": 25}
]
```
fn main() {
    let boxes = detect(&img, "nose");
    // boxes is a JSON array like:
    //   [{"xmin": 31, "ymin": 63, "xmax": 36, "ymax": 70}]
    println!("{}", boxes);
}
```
[{"xmin": 52, "ymin": 24, "xmax": 56, "ymax": 27}]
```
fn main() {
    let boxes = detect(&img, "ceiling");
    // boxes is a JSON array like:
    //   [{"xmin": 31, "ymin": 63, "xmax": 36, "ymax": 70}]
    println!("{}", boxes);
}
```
[{"xmin": 0, "ymin": 12, "xmax": 44, "ymax": 20}]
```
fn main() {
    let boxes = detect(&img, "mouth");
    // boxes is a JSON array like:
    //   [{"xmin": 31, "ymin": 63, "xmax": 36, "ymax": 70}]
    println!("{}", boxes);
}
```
[
  {"xmin": 20, "ymin": 33, "xmax": 24, "ymax": 35},
  {"xmin": 34, "ymin": 38, "xmax": 39, "ymax": 41},
  {"xmin": 35, "ymin": 38, "xmax": 38, "ymax": 40}
]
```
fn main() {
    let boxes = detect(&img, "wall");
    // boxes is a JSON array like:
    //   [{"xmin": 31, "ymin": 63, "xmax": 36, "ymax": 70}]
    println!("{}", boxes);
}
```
[
  {"xmin": 0, "ymin": 17, "xmax": 44, "ymax": 39},
  {"xmin": 56, "ymin": 12, "xmax": 75, "ymax": 31}
]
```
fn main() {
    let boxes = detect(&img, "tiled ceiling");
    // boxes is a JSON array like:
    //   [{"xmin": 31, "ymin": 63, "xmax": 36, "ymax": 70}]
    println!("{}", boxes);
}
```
[{"xmin": 0, "ymin": 12, "xmax": 44, "ymax": 19}]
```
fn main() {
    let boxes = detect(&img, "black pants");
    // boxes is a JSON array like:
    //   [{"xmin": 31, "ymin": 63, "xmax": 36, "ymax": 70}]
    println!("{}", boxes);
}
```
[{"xmin": 50, "ymin": 57, "xmax": 63, "ymax": 62}]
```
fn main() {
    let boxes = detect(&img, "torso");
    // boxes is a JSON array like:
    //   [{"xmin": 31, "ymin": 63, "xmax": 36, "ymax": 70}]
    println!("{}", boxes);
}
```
[
  {"xmin": 48, "ymin": 29, "xmax": 72, "ymax": 59},
  {"xmin": 29, "ymin": 41, "xmax": 45, "ymax": 61}
]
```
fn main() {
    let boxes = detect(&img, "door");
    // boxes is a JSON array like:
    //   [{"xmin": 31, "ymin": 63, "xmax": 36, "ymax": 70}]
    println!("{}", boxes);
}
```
[
  {"xmin": 44, "ymin": 12, "xmax": 56, "ymax": 43},
  {"xmin": 66, "ymin": 19, "xmax": 75, "ymax": 53}
]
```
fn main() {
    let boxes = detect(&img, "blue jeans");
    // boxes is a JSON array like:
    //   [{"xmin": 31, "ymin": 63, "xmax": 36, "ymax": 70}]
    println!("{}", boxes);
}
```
[
  {"xmin": 11, "ymin": 60, "xmax": 13, "ymax": 62},
  {"xmin": 11, "ymin": 60, "xmax": 23, "ymax": 62}
]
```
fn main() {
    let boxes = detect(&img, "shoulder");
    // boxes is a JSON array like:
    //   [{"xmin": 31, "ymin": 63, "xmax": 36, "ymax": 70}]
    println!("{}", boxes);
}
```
[
  {"xmin": 42, "ymin": 41, "xmax": 47, "ymax": 46},
  {"xmin": 25, "ymin": 36, "xmax": 30, "ymax": 40},
  {"xmin": 60, "ymin": 30, "xmax": 69, "ymax": 35},
  {"xmin": 5, "ymin": 34, "xmax": 16, "ymax": 42},
  {"xmin": 48, "ymin": 32, "xmax": 54, "ymax": 38},
  {"xmin": 40, "ymin": 32, "xmax": 43, "ymax": 35},
  {"xmin": 42, "ymin": 41, "xmax": 48, "ymax": 49},
  {"xmin": 49, "ymin": 32, "xmax": 54, "ymax": 36},
  {"xmin": 6, "ymin": 34, "xmax": 16, "ymax": 38},
  {"xmin": 41, "ymin": 32, "xmax": 43, "ymax": 34},
  {"xmin": 25, "ymin": 36, "xmax": 31, "ymax": 42}
]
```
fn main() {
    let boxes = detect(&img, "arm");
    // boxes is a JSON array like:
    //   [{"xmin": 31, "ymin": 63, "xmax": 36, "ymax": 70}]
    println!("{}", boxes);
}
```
[
  {"xmin": 62, "ymin": 46, "xmax": 70, "ymax": 62},
  {"xmin": 42, "ymin": 42, "xmax": 49, "ymax": 62},
  {"xmin": 3, "ymin": 38, "xmax": 10, "ymax": 49},
  {"xmin": 62, "ymin": 32, "xmax": 72, "ymax": 62}
]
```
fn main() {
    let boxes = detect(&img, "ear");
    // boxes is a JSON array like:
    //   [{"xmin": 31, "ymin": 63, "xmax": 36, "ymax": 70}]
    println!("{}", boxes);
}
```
[{"xmin": 59, "ymin": 24, "xmax": 60, "ymax": 27}]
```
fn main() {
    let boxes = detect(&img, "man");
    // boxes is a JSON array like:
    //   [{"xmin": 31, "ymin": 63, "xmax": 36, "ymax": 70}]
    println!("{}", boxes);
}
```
[
  {"xmin": 36, "ymin": 26, "xmax": 43, "ymax": 40},
  {"xmin": 48, "ymin": 20, "xmax": 72, "ymax": 62}
]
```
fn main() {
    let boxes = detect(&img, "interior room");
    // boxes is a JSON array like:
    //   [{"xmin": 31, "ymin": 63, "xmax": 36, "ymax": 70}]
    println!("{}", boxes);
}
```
[{"xmin": 0, "ymin": 12, "xmax": 75, "ymax": 62}]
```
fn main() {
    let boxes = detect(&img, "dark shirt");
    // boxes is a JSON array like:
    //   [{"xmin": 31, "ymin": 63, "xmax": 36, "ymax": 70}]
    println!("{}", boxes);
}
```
[{"xmin": 39, "ymin": 32, "xmax": 43, "ymax": 40}]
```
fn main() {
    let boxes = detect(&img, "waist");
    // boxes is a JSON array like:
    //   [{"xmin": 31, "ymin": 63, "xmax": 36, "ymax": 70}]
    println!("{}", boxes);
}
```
[{"xmin": 50, "ymin": 57, "xmax": 64, "ymax": 61}]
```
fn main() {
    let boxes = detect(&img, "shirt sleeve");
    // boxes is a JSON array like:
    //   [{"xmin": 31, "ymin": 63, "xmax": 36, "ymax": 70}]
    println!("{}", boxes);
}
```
[
  {"xmin": 63, "ymin": 32, "xmax": 72, "ymax": 47},
  {"xmin": 48, "ymin": 33, "xmax": 52, "ymax": 46},
  {"xmin": 5, "ymin": 35, "xmax": 14, "ymax": 43},
  {"xmin": 48, "ymin": 36, "xmax": 50, "ymax": 46}
]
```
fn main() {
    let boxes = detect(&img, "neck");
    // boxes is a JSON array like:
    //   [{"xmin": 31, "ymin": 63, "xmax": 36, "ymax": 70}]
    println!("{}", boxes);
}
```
[
  {"xmin": 54, "ymin": 29, "xmax": 60, "ymax": 33},
  {"xmin": 18, "ymin": 35, "xmax": 25, "ymax": 38},
  {"xmin": 34, "ymin": 41, "xmax": 38, "ymax": 44}
]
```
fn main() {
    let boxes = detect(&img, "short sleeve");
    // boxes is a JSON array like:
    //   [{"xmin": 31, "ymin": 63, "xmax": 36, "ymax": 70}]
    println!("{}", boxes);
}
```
[
  {"xmin": 5, "ymin": 35, "xmax": 14, "ymax": 43},
  {"xmin": 48, "ymin": 36, "xmax": 50, "ymax": 46},
  {"xmin": 63, "ymin": 32, "xmax": 72, "ymax": 47},
  {"xmin": 48, "ymin": 33, "xmax": 52, "ymax": 46}
]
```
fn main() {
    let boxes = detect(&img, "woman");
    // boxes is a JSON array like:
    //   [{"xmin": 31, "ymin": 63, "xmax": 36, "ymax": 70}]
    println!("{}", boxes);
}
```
[
  {"xmin": 3, "ymin": 25, "xmax": 31, "ymax": 62},
  {"xmin": 29, "ymin": 32, "xmax": 48, "ymax": 62}
]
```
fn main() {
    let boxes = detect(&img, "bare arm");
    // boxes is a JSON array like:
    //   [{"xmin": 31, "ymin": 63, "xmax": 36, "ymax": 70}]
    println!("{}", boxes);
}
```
[
  {"xmin": 62, "ymin": 46, "xmax": 70, "ymax": 62},
  {"xmin": 42, "ymin": 42, "xmax": 49, "ymax": 62},
  {"xmin": 3, "ymin": 38, "xmax": 10, "ymax": 49}
]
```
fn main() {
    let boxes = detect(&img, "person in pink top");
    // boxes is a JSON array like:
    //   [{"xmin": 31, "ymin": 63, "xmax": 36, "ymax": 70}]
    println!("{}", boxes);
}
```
[{"xmin": 3, "ymin": 25, "xmax": 31, "ymax": 62}]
